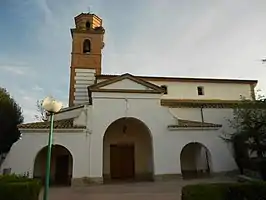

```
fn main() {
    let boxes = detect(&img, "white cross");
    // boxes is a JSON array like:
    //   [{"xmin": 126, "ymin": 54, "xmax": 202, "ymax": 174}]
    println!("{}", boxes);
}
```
[{"xmin": 87, "ymin": 6, "xmax": 91, "ymax": 13}]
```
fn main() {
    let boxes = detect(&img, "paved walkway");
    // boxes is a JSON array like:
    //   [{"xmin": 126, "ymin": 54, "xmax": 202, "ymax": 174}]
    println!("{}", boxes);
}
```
[{"xmin": 40, "ymin": 177, "xmax": 235, "ymax": 200}]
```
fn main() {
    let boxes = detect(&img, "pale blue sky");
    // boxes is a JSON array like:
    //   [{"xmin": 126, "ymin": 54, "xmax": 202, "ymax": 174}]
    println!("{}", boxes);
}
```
[{"xmin": 1, "ymin": 0, "xmax": 266, "ymax": 122}]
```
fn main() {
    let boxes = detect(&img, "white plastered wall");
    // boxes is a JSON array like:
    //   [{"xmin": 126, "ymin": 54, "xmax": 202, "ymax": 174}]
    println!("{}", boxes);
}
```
[
  {"xmin": 96, "ymin": 78, "xmax": 254, "ymax": 100},
  {"xmin": 89, "ymin": 91, "xmax": 237, "ymax": 178},
  {"xmin": 1, "ymin": 130, "xmax": 89, "ymax": 180}
]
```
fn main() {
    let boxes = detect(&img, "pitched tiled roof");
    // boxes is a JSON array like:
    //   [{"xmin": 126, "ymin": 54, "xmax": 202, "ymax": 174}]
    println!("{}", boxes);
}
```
[
  {"xmin": 18, "ymin": 118, "xmax": 86, "ymax": 129},
  {"xmin": 46, "ymin": 104, "xmax": 86, "ymax": 116},
  {"xmin": 96, "ymin": 74, "xmax": 257, "ymax": 84},
  {"xmin": 168, "ymin": 119, "xmax": 222, "ymax": 128}
]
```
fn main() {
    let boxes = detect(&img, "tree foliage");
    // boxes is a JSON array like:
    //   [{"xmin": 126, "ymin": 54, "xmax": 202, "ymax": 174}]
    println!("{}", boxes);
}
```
[
  {"xmin": 226, "ymin": 97, "xmax": 266, "ymax": 158},
  {"xmin": 221, "ymin": 96, "xmax": 266, "ymax": 176},
  {"xmin": 34, "ymin": 100, "xmax": 48, "ymax": 122},
  {"xmin": 0, "ymin": 88, "xmax": 24, "ymax": 154}
]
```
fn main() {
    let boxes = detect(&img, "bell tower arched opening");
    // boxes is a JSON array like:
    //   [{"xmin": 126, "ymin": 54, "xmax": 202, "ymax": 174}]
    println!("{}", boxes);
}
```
[
  {"xmin": 86, "ymin": 21, "xmax": 91, "ymax": 29},
  {"xmin": 83, "ymin": 39, "xmax": 91, "ymax": 53}
]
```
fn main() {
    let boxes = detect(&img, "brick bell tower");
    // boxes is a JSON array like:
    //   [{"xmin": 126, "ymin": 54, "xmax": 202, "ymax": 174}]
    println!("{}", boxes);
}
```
[{"xmin": 69, "ymin": 12, "xmax": 105, "ymax": 106}]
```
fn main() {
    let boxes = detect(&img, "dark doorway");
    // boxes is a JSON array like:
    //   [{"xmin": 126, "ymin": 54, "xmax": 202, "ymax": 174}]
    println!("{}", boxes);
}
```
[
  {"xmin": 34, "ymin": 145, "xmax": 73, "ymax": 187},
  {"xmin": 55, "ymin": 155, "xmax": 70, "ymax": 185},
  {"xmin": 103, "ymin": 117, "xmax": 154, "ymax": 182},
  {"xmin": 180, "ymin": 142, "xmax": 212, "ymax": 179},
  {"xmin": 110, "ymin": 144, "xmax": 135, "ymax": 180}
]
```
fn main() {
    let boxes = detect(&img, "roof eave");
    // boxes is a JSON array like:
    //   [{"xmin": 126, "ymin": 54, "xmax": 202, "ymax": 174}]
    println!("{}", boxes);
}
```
[
  {"xmin": 90, "ymin": 88, "xmax": 162, "ymax": 94},
  {"xmin": 161, "ymin": 99, "xmax": 244, "ymax": 108},
  {"xmin": 167, "ymin": 126, "xmax": 222, "ymax": 131},
  {"xmin": 74, "ymin": 13, "xmax": 101, "ymax": 21},
  {"xmin": 19, "ymin": 128, "xmax": 86, "ymax": 133},
  {"xmin": 96, "ymin": 74, "xmax": 258, "ymax": 84}
]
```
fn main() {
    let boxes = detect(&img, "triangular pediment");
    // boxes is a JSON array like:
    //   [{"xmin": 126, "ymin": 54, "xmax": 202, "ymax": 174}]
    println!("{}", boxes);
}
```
[{"xmin": 89, "ymin": 73, "xmax": 164, "ymax": 94}]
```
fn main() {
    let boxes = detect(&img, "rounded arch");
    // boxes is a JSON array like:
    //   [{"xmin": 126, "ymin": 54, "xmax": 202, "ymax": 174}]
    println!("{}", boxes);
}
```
[
  {"xmin": 180, "ymin": 142, "xmax": 212, "ymax": 179},
  {"xmin": 103, "ymin": 117, "xmax": 154, "ymax": 182},
  {"xmin": 83, "ymin": 39, "xmax": 91, "ymax": 53},
  {"xmin": 33, "ymin": 144, "xmax": 73, "ymax": 186},
  {"xmin": 86, "ymin": 21, "xmax": 91, "ymax": 29}
]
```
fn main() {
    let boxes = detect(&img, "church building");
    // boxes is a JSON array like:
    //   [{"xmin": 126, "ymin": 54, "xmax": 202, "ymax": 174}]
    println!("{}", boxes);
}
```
[{"xmin": 1, "ymin": 12, "xmax": 258, "ymax": 186}]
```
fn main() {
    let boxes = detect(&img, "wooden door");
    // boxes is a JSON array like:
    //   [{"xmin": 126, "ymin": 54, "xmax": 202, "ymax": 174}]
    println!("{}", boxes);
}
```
[
  {"xmin": 55, "ymin": 155, "xmax": 69, "ymax": 185},
  {"xmin": 110, "ymin": 144, "xmax": 135, "ymax": 180},
  {"xmin": 110, "ymin": 145, "xmax": 121, "ymax": 179}
]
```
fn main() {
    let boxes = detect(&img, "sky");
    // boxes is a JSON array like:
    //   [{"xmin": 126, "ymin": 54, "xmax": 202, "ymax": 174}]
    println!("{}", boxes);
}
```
[{"xmin": 1, "ymin": 0, "xmax": 266, "ymax": 123}]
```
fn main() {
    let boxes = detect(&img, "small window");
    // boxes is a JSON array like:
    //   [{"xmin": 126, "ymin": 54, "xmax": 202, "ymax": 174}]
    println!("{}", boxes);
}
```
[
  {"xmin": 197, "ymin": 86, "xmax": 204, "ymax": 95},
  {"xmin": 83, "ymin": 39, "xmax": 91, "ymax": 53},
  {"xmin": 161, "ymin": 85, "xmax": 168, "ymax": 94},
  {"xmin": 86, "ymin": 21, "xmax": 91, "ymax": 29}
]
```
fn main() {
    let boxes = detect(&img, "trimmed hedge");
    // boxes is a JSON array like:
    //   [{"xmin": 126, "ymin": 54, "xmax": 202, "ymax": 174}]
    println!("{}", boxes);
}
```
[
  {"xmin": 0, "ymin": 174, "xmax": 42, "ymax": 200},
  {"xmin": 182, "ymin": 183, "xmax": 228, "ymax": 200},
  {"xmin": 182, "ymin": 182, "xmax": 266, "ymax": 200},
  {"xmin": 239, "ymin": 158, "xmax": 266, "ymax": 180},
  {"xmin": 0, "ymin": 174, "xmax": 31, "ymax": 183}
]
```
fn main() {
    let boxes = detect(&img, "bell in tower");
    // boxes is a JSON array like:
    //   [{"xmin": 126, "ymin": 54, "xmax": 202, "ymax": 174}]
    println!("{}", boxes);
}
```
[{"xmin": 83, "ymin": 39, "xmax": 91, "ymax": 53}]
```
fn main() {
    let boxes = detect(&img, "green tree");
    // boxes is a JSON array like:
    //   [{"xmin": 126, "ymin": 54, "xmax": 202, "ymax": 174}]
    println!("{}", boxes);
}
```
[
  {"xmin": 232, "ymin": 98, "xmax": 266, "ymax": 157},
  {"xmin": 0, "ymin": 88, "xmax": 24, "ymax": 157},
  {"xmin": 222, "ymin": 97, "xmax": 266, "ymax": 176}
]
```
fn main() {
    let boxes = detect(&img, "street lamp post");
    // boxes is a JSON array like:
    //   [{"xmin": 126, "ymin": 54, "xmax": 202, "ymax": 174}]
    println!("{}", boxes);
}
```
[{"xmin": 41, "ymin": 97, "xmax": 62, "ymax": 200}]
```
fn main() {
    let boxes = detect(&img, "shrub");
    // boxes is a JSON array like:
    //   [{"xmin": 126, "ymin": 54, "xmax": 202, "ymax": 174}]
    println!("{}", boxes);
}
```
[
  {"xmin": 182, "ymin": 183, "xmax": 228, "ymax": 200},
  {"xmin": 250, "ymin": 158, "xmax": 266, "ymax": 180},
  {"xmin": 0, "ymin": 181, "xmax": 42, "ymax": 200},
  {"xmin": 226, "ymin": 182, "xmax": 266, "ymax": 200},
  {"xmin": 0, "ymin": 174, "xmax": 31, "ymax": 183},
  {"xmin": 182, "ymin": 182, "xmax": 266, "ymax": 200},
  {"xmin": 0, "ymin": 174, "xmax": 42, "ymax": 200},
  {"xmin": 240, "ymin": 158, "xmax": 266, "ymax": 180}
]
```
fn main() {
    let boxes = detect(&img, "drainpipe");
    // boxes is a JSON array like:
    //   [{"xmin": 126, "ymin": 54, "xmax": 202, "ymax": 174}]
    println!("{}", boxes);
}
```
[
  {"xmin": 200, "ymin": 106, "xmax": 204, "ymax": 123},
  {"xmin": 88, "ymin": 128, "xmax": 91, "ymax": 180},
  {"xmin": 84, "ymin": 105, "xmax": 92, "ymax": 180},
  {"xmin": 206, "ymin": 150, "xmax": 210, "ymax": 173}
]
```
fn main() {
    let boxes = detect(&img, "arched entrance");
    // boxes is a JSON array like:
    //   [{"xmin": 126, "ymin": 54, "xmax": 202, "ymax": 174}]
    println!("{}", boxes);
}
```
[
  {"xmin": 103, "ymin": 117, "xmax": 154, "ymax": 182},
  {"xmin": 180, "ymin": 142, "xmax": 212, "ymax": 179},
  {"xmin": 33, "ymin": 145, "xmax": 73, "ymax": 186}
]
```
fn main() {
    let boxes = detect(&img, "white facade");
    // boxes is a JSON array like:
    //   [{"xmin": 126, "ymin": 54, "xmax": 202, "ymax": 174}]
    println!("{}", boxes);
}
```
[
  {"xmin": 89, "ymin": 91, "xmax": 235, "ymax": 177},
  {"xmin": 1, "ymin": 73, "xmax": 256, "ymax": 185},
  {"xmin": 151, "ymin": 81, "xmax": 253, "ymax": 100},
  {"xmin": 97, "ymin": 77, "xmax": 255, "ymax": 100}
]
